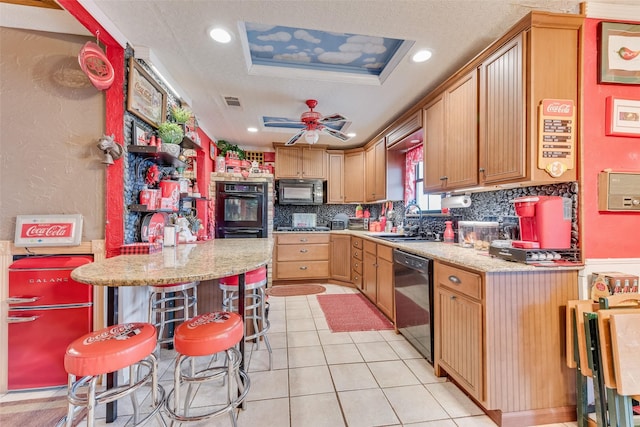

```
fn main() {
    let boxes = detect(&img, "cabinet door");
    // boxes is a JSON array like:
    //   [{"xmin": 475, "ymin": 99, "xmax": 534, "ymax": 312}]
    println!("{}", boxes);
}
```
[
  {"xmin": 344, "ymin": 151, "xmax": 364, "ymax": 203},
  {"xmin": 362, "ymin": 241, "xmax": 377, "ymax": 303},
  {"xmin": 327, "ymin": 152, "xmax": 344, "ymax": 203},
  {"xmin": 364, "ymin": 144, "xmax": 377, "ymax": 202},
  {"xmin": 479, "ymin": 34, "xmax": 525, "ymax": 184},
  {"xmin": 330, "ymin": 234, "xmax": 351, "ymax": 282},
  {"xmin": 436, "ymin": 286, "xmax": 483, "ymax": 401},
  {"xmin": 376, "ymin": 244, "xmax": 394, "ymax": 321},
  {"xmin": 275, "ymin": 146, "xmax": 301, "ymax": 178},
  {"xmin": 444, "ymin": 69, "xmax": 478, "ymax": 189},
  {"xmin": 373, "ymin": 138, "xmax": 387, "ymax": 200},
  {"xmin": 423, "ymin": 96, "xmax": 446, "ymax": 192},
  {"xmin": 301, "ymin": 147, "xmax": 326, "ymax": 179}
]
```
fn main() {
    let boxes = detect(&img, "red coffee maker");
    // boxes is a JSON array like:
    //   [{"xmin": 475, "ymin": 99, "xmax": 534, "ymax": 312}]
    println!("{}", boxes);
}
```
[{"xmin": 511, "ymin": 196, "xmax": 571, "ymax": 249}]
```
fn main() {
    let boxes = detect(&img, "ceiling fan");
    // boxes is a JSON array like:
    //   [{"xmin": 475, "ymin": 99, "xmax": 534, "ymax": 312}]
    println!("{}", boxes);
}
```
[{"xmin": 265, "ymin": 99, "xmax": 351, "ymax": 146}]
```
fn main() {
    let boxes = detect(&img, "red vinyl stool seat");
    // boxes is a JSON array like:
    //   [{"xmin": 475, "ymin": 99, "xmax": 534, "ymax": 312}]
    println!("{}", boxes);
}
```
[
  {"xmin": 148, "ymin": 281, "xmax": 198, "ymax": 348},
  {"xmin": 165, "ymin": 312, "xmax": 250, "ymax": 425},
  {"xmin": 219, "ymin": 267, "xmax": 272, "ymax": 370},
  {"xmin": 60, "ymin": 323, "xmax": 164, "ymax": 427}
]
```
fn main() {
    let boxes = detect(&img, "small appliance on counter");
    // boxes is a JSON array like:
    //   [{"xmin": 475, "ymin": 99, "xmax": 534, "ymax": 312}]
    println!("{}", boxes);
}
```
[
  {"xmin": 330, "ymin": 213, "xmax": 349, "ymax": 230},
  {"xmin": 348, "ymin": 217, "xmax": 369, "ymax": 231},
  {"xmin": 458, "ymin": 221, "xmax": 499, "ymax": 250}
]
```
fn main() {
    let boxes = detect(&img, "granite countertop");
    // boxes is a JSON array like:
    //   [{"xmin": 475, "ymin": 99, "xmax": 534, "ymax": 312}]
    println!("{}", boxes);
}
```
[
  {"xmin": 71, "ymin": 238, "xmax": 274, "ymax": 286},
  {"xmin": 332, "ymin": 230, "xmax": 582, "ymax": 273}
]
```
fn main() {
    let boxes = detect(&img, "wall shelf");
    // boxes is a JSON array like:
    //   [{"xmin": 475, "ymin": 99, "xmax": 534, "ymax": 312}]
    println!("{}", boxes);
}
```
[{"xmin": 128, "ymin": 145, "xmax": 187, "ymax": 168}]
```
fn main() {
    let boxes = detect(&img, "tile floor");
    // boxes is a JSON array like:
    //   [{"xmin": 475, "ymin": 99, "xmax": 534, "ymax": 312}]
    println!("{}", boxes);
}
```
[{"xmin": 0, "ymin": 284, "xmax": 580, "ymax": 427}]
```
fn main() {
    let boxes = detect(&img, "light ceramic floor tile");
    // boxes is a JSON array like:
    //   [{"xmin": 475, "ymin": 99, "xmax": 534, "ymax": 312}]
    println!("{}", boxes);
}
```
[
  {"xmin": 318, "ymin": 330, "xmax": 353, "ymax": 346},
  {"xmin": 403, "ymin": 420, "xmax": 458, "ymax": 427},
  {"xmin": 384, "ymin": 384, "xmax": 451, "ymax": 424},
  {"xmin": 264, "ymin": 331, "xmax": 287, "ymax": 349},
  {"xmin": 323, "ymin": 343, "xmax": 365, "ymax": 364},
  {"xmin": 290, "ymin": 392, "xmax": 346, "ymax": 427},
  {"xmin": 248, "ymin": 347, "xmax": 287, "ymax": 371},
  {"xmin": 403, "ymin": 358, "xmax": 448, "ymax": 384},
  {"xmin": 391, "ymin": 339, "xmax": 425, "ymax": 359},
  {"xmin": 313, "ymin": 315, "xmax": 329, "ymax": 330},
  {"xmin": 286, "ymin": 317, "xmax": 317, "ymax": 331},
  {"xmin": 379, "ymin": 329, "xmax": 406, "ymax": 341},
  {"xmin": 356, "ymin": 341, "xmax": 401, "ymax": 362},
  {"xmin": 287, "ymin": 330, "xmax": 320, "ymax": 347},
  {"xmin": 288, "ymin": 345, "xmax": 327, "ymax": 368},
  {"xmin": 289, "ymin": 365, "xmax": 334, "ymax": 397},
  {"xmin": 452, "ymin": 415, "xmax": 499, "ymax": 426},
  {"xmin": 286, "ymin": 307, "xmax": 313, "ymax": 319},
  {"xmin": 338, "ymin": 388, "xmax": 400, "ymax": 427},
  {"xmin": 368, "ymin": 360, "xmax": 421, "ymax": 387},
  {"xmin": 427, "ymin": 382, "xmax": 485, "ymax": 418},
  {"xmin": 349, "ymin": 330, "xmax": 385, "ymax": 343},
  {"xmin": 244, "ymin": 369, "xmax": 289, "ymax": 401},
  {"xmin": 329, "ymin": 363, "xmax": 379, "ymax": 391},
  {"xmin": 237, "ymin": 397, "xmax": 290, "ymax": 427}
]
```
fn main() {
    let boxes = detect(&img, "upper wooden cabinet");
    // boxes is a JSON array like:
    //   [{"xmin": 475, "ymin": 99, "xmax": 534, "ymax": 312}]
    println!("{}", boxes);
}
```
[
  {"xmin": 424, "ymin": 70, "xmax": 478, "ymax": 192},
  {"xmin": 365, "ymin": 138, "xmax": 403, "ymax": 202},
  {"xmin": 274, "ymin": 145, "xmax": 327, "ymax": 179},
  {"xmin": 386, "ymin": 110, "xmax": 422, "ymax": 150},
  {"xmin": 344, "ymin": 150, "xmax": 364, "ymax": 203},
  {"xmin": 327, "ymin": 151, "xmax": 344, "ymax": 204}
]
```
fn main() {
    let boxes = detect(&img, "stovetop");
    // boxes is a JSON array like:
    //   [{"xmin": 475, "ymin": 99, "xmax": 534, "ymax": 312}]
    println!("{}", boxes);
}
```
[{"xmin": 276, "ymin": 226, "xmax": 330, "ymax": 232}]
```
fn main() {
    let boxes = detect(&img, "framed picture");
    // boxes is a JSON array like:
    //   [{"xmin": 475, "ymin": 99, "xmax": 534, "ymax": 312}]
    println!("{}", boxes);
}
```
[
  {"xmin": 599, "ymin": 22, "xmax": 640, "ymax": 85},
  {"xmin": 126, "ymin": 57, "xmax": 167, "ymax": 127},
  {"xmin": 605, "ymin": 97, "xmax": 640, "ymax": 137},
  {"xmin": 132, "ymin": 122, "xmax": 148, "ymax": 145},
  {"xmin": 14, "ymin": 214, "xmax": 83, "ymax": 247}
]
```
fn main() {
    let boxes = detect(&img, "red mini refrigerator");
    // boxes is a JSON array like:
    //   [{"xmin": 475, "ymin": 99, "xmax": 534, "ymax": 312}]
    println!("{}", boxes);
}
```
[{"xmin": 7, "ymin": 255, "xmax": 93, "ymax": 390}]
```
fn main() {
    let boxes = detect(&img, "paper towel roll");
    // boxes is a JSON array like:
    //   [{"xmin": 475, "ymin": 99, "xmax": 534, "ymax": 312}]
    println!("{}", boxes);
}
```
[{"xmin": 441, "ymin": 195, "xmax": 471, "ymax": 209}]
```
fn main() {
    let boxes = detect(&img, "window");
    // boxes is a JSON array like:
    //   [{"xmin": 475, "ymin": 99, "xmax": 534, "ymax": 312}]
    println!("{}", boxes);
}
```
[{"xmin": 414, "ymin": 161, "xmax": 441, "ymax": 212}]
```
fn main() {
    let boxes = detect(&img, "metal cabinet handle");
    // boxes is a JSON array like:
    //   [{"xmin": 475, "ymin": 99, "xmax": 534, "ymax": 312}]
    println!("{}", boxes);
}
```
[
  {"xmin": 448, "ymin": 275, "xmax": 461, "ymax": 285},
  {"xmin": 8, "ymin": 315, "xmax": 40, "ymax": 323},
  {"xmin": 354, "ymin": 262, "xmax": 359, "ymax": 268},
  {"xmin": 299, "ymin": 266, "xmax": 308, "ymax": 270},
  {"xmin": 300, "ymin": 248, "xmax": 308, "ymax": 253},
  {"xmin": 353, "ymin": 251, "xmax": 359, "ymax": 257},
  {"xmin": 450, "ymin": 295, "xmax": 457, "ymax": 301},
  {"xmin": 440, "ymin": 176, "xmax": 448, "ymax": 181},
  {"xmin": 299, "ymin": 238, "xmax": 308, "ymax": 242},
  {"xmin": 6, "ymin": 296, "xmax": 40, "ymax": 304}
]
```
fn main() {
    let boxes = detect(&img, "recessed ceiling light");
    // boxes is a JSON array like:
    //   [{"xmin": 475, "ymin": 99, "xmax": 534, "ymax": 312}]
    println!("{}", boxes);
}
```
[
  {"xmin": 347, "ymin": 133, "xmax": 356, "ymax": 138},
  {"xmin": 210, "ymin": 28, "xmax": 232, "ymax": 43},
  {"xmin": 410, "ymin": 139, "xmax": 420, "ymax": 143},
  {"xmin": 247, "ymin": 127, "xmax": 258, "ymax": 133},
  {"xmin": 412, "ymin": 50, "xmax": 432, "ymax": 63}
]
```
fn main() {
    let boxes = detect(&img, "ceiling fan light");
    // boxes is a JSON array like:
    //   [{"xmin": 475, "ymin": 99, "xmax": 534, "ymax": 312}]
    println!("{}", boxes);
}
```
[
  {"xmin": 412, "ymin": 49, "xmax": 432, "ymax": 63},
  {"xmin": 304, "ymin": 130, "xmax": 319, "ymax": 144},
  {"xmin": 247, "ymin": 127, "xmax": 258, "ymax": 132},
  {"xmin": 210, "ymin": 28, "xmax": 232, "ymax": 43}
]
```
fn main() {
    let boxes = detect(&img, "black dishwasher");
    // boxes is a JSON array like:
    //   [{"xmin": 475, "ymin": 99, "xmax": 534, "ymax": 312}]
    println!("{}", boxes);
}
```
[{"xmin": 393, "ymin": 249, "xmax": 433, "ymax": 363}]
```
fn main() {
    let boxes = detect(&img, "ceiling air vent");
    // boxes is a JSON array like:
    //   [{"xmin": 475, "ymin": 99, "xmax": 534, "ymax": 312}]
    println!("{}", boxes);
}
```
[{"xmin": 223, "ymin": 96, "xmax": 242, "ymax": 108}]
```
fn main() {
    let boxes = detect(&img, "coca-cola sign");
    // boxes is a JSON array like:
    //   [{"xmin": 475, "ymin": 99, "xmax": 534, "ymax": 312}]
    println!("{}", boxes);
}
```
[
  {"xmin": 14, "ymin": 214, "xmax": 83, "ymax": 247},
  {"xmin": 542, "ymin": 99, "xmax": 574, "ymax": 117}
]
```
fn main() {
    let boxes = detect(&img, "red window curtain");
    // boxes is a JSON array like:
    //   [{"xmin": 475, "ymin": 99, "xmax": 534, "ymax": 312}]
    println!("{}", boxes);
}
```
[{"xmin": 404, "ymin": 145, "xmax": 423, "ymax": 204}]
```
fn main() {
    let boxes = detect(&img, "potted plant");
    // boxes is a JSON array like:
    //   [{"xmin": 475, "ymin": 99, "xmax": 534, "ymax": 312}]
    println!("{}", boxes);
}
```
[
  {"xmin": 157, "ymin": 121, "xmax": 184, "ymax": 156},
  {"xmin": 170, "ymin": 105, "xmax": 192, "ymax": 124},
  {"xmin": 216, "ymin": 140, "xmax": 245, "ymax": 160}
]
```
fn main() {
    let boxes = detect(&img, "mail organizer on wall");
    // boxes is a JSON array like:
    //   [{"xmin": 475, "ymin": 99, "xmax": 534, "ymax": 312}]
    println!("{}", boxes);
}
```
[{"xmin": 598, "ymin": 170, "xmax": 640, "ymax": 212}]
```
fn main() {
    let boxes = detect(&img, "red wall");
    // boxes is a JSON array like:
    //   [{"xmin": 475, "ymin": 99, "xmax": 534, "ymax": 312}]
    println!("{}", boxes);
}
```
[{"xmin": 581, "ymin": 18, "xmax": 640, "ymax": 259}]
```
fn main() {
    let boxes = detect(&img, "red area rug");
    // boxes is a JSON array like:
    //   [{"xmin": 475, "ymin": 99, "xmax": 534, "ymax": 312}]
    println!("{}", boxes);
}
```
[
  {"xmin": 317, "ymin": 293, "xmax": 393, "ymax": 332},
  {"xmin": 266, "ymin": 284, "xmax": 326, "ymax": 297}
]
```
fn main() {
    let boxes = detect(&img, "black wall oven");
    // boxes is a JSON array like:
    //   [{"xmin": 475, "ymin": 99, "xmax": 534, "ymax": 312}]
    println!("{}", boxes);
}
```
[{"xmin": 215, "ymin": 181, "xmax": 268, "ymax": 238}]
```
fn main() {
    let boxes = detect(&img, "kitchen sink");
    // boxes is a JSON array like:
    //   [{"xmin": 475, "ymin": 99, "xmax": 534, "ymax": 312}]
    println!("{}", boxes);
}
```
[{"xmin": 374, "ymin": 234, "xmax": 440, "ymax": 243}]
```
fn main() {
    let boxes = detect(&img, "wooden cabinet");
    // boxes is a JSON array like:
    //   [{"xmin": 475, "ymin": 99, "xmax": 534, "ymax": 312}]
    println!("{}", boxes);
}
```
[
  {"xmin": 274, "ymin": 145, "xmax": 326, "ymax": 179},
  {"xmin": 327, "ymin": 151, "xmax": 344, "ymax": 204},
  {"xmin": 330, "ymin": 233, "xmax": 351, "ymax": 282},
  {"xmin": 434, "ymin": 263, "xmax": 483, "ymax": 400},
  {"xmin": 424, "ymin": 70, "xmax": 478, "ymax": 192},
  {"xmin": 351, "ymin": 237, "xmax": 363, "ymax": 291},
  {"xmin": 434, "ymin": 260, "xmax": 579, "ymax": 426},
  {"xmin": 274, "ymin": 233, "xmax": 329, "ymax": 280},
  {"xmin": 344, "ymin": 150, "xmax": 364, "ymax": 203},
  {"xmin": 364, "ymin": 138, "xmax": 403, "ymax": 202},
  {"xmin": 361, "ymin": 239, "xmax": 394, "ymax": 321},
  {"xmin": 386, "ymin": 110, "xmax": 422, "ymax": 149}
]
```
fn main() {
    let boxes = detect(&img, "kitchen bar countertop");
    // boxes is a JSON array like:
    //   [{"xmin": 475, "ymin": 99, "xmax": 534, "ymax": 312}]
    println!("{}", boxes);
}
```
[{"xmin": 71, "ymin": 238, "xmax": 274, "ymax": 286}]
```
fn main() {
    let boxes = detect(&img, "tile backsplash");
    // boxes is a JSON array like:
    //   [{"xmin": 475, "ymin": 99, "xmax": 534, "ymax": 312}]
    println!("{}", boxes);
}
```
[{"xmin": 274, "ymin": 181, "xmax": 579, "ymax": 247}]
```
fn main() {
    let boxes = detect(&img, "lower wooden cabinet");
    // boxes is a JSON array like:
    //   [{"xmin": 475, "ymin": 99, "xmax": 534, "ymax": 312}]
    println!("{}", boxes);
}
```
[
  {"xmin": 330, "ymin": 234, "xmax": 351, "ymax": 282},
  {"xmin": 362, "ymin": 240, "xmax": 378, "ymax": 302},
  {"xmin": 274, "ymin": 233, "xmax": 329, "ymax": 280},
  {"xmin": 351, "ymin": 237, "xmax": 363, "ymax": 290},
  {"xmin": 361, "ymin": 239, "xmax": 394, "ymax": 321}
]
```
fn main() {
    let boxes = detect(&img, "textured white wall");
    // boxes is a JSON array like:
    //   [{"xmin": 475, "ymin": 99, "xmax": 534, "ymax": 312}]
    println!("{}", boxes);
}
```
[{"xmin": 0, "ymin": 27, "xmax": 106, "ymax": 241}]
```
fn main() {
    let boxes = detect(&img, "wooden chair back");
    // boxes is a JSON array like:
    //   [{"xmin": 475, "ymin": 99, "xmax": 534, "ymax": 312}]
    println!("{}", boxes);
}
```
[
  {"xmin": 609, "ymin": 312, "xmax": 640, "ymax": 396},
  {"xmin": 596, "ymin": 308, "xmax": 640, "ymax": 391},
  {"xmin": 599, "ymin": 293, "xmax": 640, "ymax": 309},
  {"xmin": 566, "ymin": 300, "xmax": 598, "ymax": 374}
]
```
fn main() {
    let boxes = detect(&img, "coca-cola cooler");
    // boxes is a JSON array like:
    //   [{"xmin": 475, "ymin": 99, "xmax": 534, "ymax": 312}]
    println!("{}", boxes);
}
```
[{"xmin": 6, "ymin": 255, "xmax": 93, "ymax": 390}]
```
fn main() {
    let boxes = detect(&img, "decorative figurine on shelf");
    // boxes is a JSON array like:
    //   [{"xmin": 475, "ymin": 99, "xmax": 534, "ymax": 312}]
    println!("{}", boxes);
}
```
[
  {"xmin": 145, "ymin": 164, "xmax": 160, "ymax": 186},
  {"xmin": 251, "ymin": 161, "xmax": 260, "ymax": 174},
  {"xmin": 175, "ymin": 216, "xmax": 197, "ymax": 243}
]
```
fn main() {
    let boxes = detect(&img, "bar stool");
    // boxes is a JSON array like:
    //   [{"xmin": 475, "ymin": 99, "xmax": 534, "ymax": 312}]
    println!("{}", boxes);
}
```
[
  {"xmin": 148, "ymin": 281, "xmax": 198, "ymax": 347},
  {"xmin": 219, "ymin": 266, "xmax": 272, "ymax": 370},
  {"xmin": 165, "ymin": 311, "xmax": 250, "ymax": 426},
  {"xmin": 59, "ymin": 322, "xmax": 164, "ymax": 427}
]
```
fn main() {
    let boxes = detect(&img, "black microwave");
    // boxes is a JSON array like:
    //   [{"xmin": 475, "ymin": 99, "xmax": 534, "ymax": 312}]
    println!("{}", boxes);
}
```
[{"xmin": 277, "ymin": 179, "xmax": 325, "ymax": 205}]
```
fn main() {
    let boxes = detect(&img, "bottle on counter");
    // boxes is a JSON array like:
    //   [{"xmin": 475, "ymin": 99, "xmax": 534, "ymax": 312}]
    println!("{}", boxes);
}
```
[{"xmin": 443, "ymin": 221, "xmax": 455, "ymax": 243}]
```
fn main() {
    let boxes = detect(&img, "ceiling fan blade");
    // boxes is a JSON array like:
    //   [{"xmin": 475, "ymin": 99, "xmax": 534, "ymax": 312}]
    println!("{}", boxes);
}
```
[
  {"xmin": 263, "ymin": 119, "xmax": 305, "ymax": 126},
  {"xmin": 321, "ymin": 127, "xmax": 351, "ymax": 141},
  {"xmin": 285, "ymin": 129, "xmax": 305, "ymax": 146},
  {"xmin": 320, "ymin": 113, "xmax": 348, "ymax": 123}
]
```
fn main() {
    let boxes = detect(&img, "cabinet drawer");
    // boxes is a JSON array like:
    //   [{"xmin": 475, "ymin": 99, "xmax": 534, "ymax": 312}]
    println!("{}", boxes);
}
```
[
  {"xmin": 352, "ymin": 270, "xmax": 362, "ymax": 288},
  {"xmin": 352, "ymin": 248, "xmax": 362, "ymax": 261},
  {"xmin": 377, "ymin": 244, "xmax": 393, "ymax": 262},
  {"xmin": 436, "ymin": 263, "xmax": 482, "ymax": 300},
  {"xmin": 352, "ymin": 258, "xmax": 362, "ymax": 275},
  {"xmin": 352, "ymin": 237, "xmax": 363, "ymax": 250},
  {"xmin": 277, "ymin": 244, "xmax": 329, "ymax": 261},
  {"xmin": 276, "ymin": 261, "xmax": 329, "ymax": 279},
  {"xmin": 278, "ymin": 233, "xmax": 330, "ymax": 245},
  {"xmin": 363, "ymin": 239, "xmax": 376, "ymax": 254}
]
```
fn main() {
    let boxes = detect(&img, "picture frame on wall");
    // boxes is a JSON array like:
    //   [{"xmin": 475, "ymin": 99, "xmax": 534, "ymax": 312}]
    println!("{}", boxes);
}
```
[
  {"xmin": 605, "ymin": 97, "xmax": 640, "ymax": 137},
  {"xmin": 132, "ymin": 122, "xmax": 148, "ymax": 145},
  {"xmin": 599, "ymin": 22, "xmax": 640, "ymax": 85},
  {"xmin": 126, "ymin": 57, "xmax": 167, "ymax": 127}
]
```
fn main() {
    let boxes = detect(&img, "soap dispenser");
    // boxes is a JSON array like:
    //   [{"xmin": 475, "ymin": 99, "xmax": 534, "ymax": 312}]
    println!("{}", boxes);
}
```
[{"xmin": 444, "ymin": 221, "xmax": 455, "ymax": 243}]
